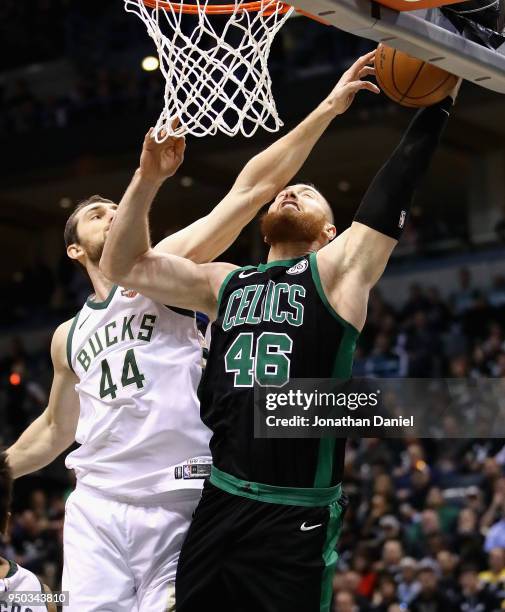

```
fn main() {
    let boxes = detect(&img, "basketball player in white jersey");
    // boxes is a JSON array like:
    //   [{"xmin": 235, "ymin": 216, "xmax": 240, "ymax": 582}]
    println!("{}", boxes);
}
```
[
  {"xmin": 0, "ymin": 452, "xmax": 57, "ymax": 612},
  {"xmin": 4, "ymin": 87, "xmax": 369, "ymax": 611}
]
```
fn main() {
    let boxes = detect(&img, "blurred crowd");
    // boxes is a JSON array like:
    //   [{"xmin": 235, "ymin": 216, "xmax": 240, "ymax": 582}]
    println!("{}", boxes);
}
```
[
  {"xmin": 0, "ymin": 487, "xmax": 68, "ymax": 592},
  {"xmin": 335, "ymin": 437, "xmax": 505, "ymax": 611},
  {"xmin": 354, "ymin": 267, "xmax": 505, "ymax": 380}
]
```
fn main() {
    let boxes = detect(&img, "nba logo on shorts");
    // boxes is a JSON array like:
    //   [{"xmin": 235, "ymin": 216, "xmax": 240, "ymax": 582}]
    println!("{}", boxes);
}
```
[{"xmin": 398, "ymin": 210, "xmax": 407, "ymax": 229}]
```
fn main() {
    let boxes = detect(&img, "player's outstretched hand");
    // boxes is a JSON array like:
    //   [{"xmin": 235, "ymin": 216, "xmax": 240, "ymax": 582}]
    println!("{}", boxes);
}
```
[
  {"xmin": 327, "ymin": 51, "xmax": 380, "ymax": 115},
  {"xmin": 139, "ymin": 122, "xmax": 186, "ymax": 184}
]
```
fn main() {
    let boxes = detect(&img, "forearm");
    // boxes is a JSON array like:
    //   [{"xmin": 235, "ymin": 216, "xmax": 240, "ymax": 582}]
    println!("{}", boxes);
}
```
[
  {"xmin": 354, "ymin": 97, "xmax": 452, "ymax": 240},
  {"xmin": 101, "ymin": 170, "xmax": 161, "ymax": 279},
  {"xmin": 236, "ymin": 98, "xmax": 338, "ymax": 201},
  {"xmin": 6, "ymin": 411, "xmax": 72, "ymax": 478}
]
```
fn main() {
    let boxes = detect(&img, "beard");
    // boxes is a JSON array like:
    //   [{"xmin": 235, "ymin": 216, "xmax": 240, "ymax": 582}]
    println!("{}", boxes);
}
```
[
  {"xmin": 83, "ymin": 238, "xmax": 105, "ymax": 265},
  {"xmin": 261, "ymin": 207, "xmax": 327, "ymax": 246}
]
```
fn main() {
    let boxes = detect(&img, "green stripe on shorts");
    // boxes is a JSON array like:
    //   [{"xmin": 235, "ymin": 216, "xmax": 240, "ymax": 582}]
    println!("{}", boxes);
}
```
[
  {"xmin": 320, "ymin": 499, "xmax": 345, "ymax": 612},
  {"xmin": 210, "ymin": 466, "xmax": 342, "ymax": 507}
]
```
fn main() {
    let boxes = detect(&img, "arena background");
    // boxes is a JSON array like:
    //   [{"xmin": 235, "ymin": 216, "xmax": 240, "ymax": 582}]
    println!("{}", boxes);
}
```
[{"xmin": 1, "ymin": 1, "xmax": 505, "ymax": 610}]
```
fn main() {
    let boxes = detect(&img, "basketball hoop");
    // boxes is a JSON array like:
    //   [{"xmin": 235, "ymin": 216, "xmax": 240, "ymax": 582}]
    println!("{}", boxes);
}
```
[{"xmin": 124, "ymin": 0, "xmax": 298, "ymax": 139}]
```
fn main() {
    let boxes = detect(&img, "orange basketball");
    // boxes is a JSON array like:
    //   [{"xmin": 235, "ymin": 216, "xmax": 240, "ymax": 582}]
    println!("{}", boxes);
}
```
[{"xmin": 375, "ymin": 43, "xmax": 459, "ymax": 108}]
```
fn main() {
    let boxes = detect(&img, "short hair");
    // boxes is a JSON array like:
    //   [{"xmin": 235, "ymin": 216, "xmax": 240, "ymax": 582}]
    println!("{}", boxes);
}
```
[
  {"xmin": 0, "ymin": 451, "xmax": 13, "ymax": 534},
  {"xmin": 64, "ymin": 195, "xmax": 115, "ymax": 248}
]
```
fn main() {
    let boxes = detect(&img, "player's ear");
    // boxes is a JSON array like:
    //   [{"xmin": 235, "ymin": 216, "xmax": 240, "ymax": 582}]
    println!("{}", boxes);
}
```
[
  {"xmin": 324, "ymin": 223, "xmax": 337, "ymax": 242},
  {"xmin": 67, "ymin": 243, "xmax": 85, "ymax": 261}
]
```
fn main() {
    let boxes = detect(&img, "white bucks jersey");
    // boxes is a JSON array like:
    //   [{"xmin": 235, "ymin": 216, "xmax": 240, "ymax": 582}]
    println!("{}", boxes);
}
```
[
  {"xmin": 66, "ymin": 285, "xmax": 211, "ymax": 502},
  {"xmin": 0, "ymin": 561, "xmax": 45, "ymax": 611}
]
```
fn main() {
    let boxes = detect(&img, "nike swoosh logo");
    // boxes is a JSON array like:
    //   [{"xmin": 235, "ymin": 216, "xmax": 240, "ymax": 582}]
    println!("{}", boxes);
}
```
[
  {"xmin": 238, "ymin": 270, "xmax": 259, "ymax": 279},
  {"xmin": 300, "ymin": 522, "xmax": 323, "ymax": 532},
  {"xmin": 78, "ymin": 313, "xmax": 92, "ymax": 329}
]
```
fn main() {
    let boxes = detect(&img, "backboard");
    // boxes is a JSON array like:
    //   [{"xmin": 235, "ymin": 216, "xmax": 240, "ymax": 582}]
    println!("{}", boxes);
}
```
[{"xmin": 294, "ymin": 0, "xmax": 505, "ymax": 93}]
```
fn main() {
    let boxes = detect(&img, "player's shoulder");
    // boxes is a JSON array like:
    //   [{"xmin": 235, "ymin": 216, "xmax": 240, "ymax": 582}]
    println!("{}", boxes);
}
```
[
  {"xmin": 50, "ymin": 318, "xmax": 76, "ymax": 369},
  {"xmin": 202, "ymin": 262, "xmax": 239, "ymax": 293},
  {"xmin": 1, "ymin": 561, "xmax": 57, "ymax": 612}
]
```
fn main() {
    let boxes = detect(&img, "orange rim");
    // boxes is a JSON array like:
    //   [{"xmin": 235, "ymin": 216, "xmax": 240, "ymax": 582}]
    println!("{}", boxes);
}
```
[
  {"xmin": 141, "ymin": 1, "xmax": 293, "ymax": 14},
  {"xmin": 140, "ymin": 1, "xmax": 330, "ymax": 23}
]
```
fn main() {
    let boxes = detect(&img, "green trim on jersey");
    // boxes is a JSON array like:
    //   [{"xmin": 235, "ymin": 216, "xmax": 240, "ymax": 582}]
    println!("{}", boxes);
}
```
[
  {"xmin": 310, "ymin": 252, "xmax": 359, "ymax": 489},
  {"xmin": 86, "ymin": 284, "xmax": 118, "ymax": 310},
  {"xmin": 66, "ymin": 311, "xmax": 81, "ymax": 372},
  {"xmin": 320, "ymin": 500, "xmax": 345, "ymax": 612},
  {"xmin": 332, "ymin": 325, "xmax": 359, "ymax": 379},
  {"xmin": 257, "ymin": 257, "xmax": 304, "ymax": 272},
  {"xmin": 6, "ymin": 560, "xmax": 18, "ymax": 578},
  {"xmin": 216, "ymin": 267, "xmax": 253, "ymax": 315},
  {"xmin": 313, "ymin": 324, "xmax": 360, "ymax": 486},
  {"xmin": 210, "ymin": 466, "xmax": 342, "ymax": 507}
]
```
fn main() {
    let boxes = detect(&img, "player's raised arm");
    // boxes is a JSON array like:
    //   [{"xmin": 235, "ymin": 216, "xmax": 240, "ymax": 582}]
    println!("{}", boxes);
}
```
[
  {"xmin": 317, "ymin": 81, "xmax": 461, "ymax": 331},
  {"xmin": 157, "ymin": 51, "xmax": 380, "ymax": 263},
  {"xmin": 99, "ymin": 127, "xmax": 186, "ymax": 283},
  {"xmin": 6, "ymin": 321, "xmax": 80, "ymax": 479}
]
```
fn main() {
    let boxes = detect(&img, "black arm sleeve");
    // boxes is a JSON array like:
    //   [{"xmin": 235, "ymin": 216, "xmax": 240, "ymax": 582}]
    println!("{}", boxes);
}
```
[{"xmin": 354, "ymin": 96, "xmax": 452, "ymax": 241}]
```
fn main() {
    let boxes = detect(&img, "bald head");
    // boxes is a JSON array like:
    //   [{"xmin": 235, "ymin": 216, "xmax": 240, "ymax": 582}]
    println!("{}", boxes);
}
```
[{"xmin": 288, "ymin": 183, "xmax": 334, "ymax": 224}]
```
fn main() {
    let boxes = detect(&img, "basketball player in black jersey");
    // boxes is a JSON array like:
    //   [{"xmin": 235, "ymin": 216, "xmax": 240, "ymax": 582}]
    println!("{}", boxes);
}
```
[{"xmin": 101, "ymin": 50, "xmax": 461, "ymax": 612}]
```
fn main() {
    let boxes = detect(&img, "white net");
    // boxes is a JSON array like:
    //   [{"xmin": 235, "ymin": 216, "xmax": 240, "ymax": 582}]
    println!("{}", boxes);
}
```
[{"xmin": 124, "ymin": 0, "xmax": 294, "ymax": 140}]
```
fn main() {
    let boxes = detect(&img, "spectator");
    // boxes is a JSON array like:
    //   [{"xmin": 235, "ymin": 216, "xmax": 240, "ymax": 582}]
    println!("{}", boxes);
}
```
[
  {"xmin": 371, "ymin": 573, "xmax": 398, "ymax": 612},
  {"xmin": 483, "ymin": 503, "xmax": 505, "ymax": 552},
  {"xmin": 436, "ymin": 550, "xmax": 460, "ymax": 606},
  {"xmin": 425, "ymin": 487, "xmax": 459, "ymax": 534},
  {"xmin": 478, "ymin": 547, "xmax": 505, "ymax": 603},
  {"xmin": 364, "ymin": 333, "xmax": 408, "ymax": 378},
  {"xmin": 397, "ymin": 557, "xmax": 421, "ymax": 606},
  {"xmin": 377, "ymin": 540, "xmax": 404, "ymax": 577},
  {"xmin": 335, "ymin": 570, "xmax": 372, "ymax": 611},
  {"xmin": 454, "ymin": 507, "xmax": 486, "ymax": 566},
  {"xmin": 401, "ymin": 310, "xmax": 443, "ymax": 376},
  {"xmin": 409, "ymin": 561, "xmax": 453, "ymax": 611},
  {"xmin": 333, "ymin": 589, "xmax": 358, "ymax": 612},
  {"xmin": 451, "ymin": 267, "xmax": 475, "ymax": 315},
  {"xmin": 456, "ymin": 566, "xmax": 500, "ymax": 611}
]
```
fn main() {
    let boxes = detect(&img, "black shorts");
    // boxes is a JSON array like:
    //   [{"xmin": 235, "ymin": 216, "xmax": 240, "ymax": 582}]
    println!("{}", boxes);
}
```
[{"xmin": 176, "ymin": 478, "xmax": 347, "ymax": 612}]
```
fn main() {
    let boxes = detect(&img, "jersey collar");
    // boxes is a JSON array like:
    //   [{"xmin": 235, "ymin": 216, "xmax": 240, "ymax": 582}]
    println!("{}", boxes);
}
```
[
  {"xmin": 258, "ymin": 256, "xmax": 306, "ymax": 272},
  {"xmin": 86, "ymin": 284, "xmax": 118, "ymax": 310},
  {"xmin": 6, "ymin": 560, "xmax": 17, "ymax": 578}
]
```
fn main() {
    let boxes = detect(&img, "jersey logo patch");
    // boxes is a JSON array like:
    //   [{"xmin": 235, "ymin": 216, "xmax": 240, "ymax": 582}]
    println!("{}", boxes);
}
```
[
  {"xmin": 287, "ymin": 260, "xmax": 308, "ymax": 275},
  {"xmin": 121, "ymin": 289, "xmax": 138, "ymax": 298},
  {"xmin": 300, "ymin": 522, "xmax": 323, "ymax": 531},
  {"xmin": 238, "ymin": 270, "xmax": 260, "ymax": 279}
]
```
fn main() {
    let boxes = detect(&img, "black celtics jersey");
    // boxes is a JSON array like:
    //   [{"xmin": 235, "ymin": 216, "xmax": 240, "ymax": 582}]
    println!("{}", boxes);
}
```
[{"xmin": 199, "ymin": 253, "xmax": 359, "ymax": 489}]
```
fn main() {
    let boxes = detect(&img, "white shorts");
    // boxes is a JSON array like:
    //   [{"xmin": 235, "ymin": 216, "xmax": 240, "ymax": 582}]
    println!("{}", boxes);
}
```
[{"xmin": 62, "ymin": 483, "xmax": 201, "ymax": 612}]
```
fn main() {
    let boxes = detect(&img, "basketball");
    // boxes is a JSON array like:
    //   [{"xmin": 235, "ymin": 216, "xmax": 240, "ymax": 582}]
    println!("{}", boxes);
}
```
[{"xmin": 375, "ymin": 43, "xmax": 459, "ymax": 108}]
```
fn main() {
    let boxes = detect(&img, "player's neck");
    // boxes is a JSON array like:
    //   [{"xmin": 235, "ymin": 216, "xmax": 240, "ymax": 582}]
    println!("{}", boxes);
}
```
[
  {"xmin": 86, "ymin": 262, "xmax": 116, "ymax": 302},
  {"xmin": 0, "ymin": 556, "xmax": 9, "ymax": 578},
  {"xmin": 267, "ymin": 242, "xmax": 316, "ymax": 263}
]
